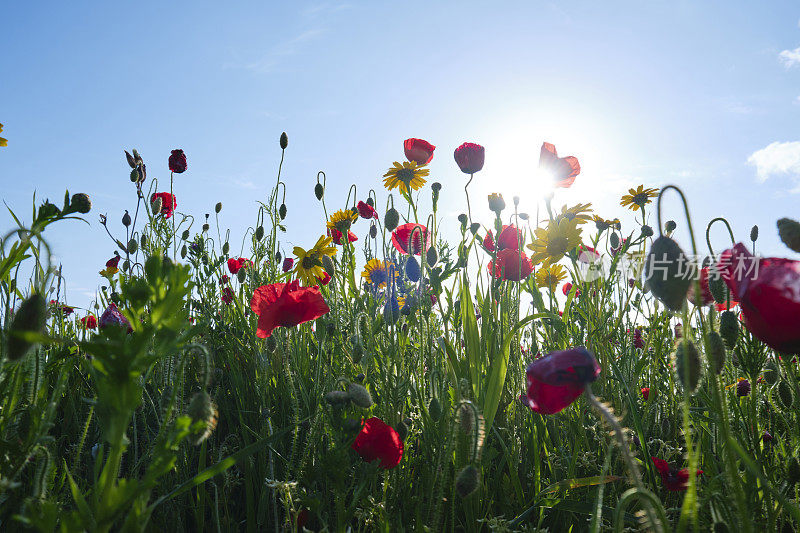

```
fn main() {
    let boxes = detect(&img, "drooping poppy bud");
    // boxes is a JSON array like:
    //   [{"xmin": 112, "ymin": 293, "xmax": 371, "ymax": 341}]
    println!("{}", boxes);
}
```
[
  {"xmin": 428, "ymin": 397, "xmax": 442, "ymax": 421},
  {"xmin": 314, "ymin": 183, "xmax": 324, "ymax": 201},
  {"xmin": 384, "ymin": 208, "xmax": 399, "ymax": 232},
  {"xmin": 187, "ymin": 391, "xmax": 217, "ymax": 445},
  {"xmin": 665, "ymin": 220, "xmax": 677, "ymax": 233},
  {"xmin": 426, "ymin": 246, "xmax": 438, "ymax": 267},
  {"xmin": 255, "ymin": 226, "xmax": 265, "ymax": 240},
  {"xmin": 645, "ymin": 236, "xmax": 691, "ymax": 312},
  {"xmin": 405, "ymin": 256, "xmax": 421, "ymax": 282},
  {"xmin": 673, "ymin": 339, "xmax": 701, "ymax": 394},
  {"xmin": 347, "ymin": 383, "xmax": 373, "ymax": 409},
  {"xmin": 454, "ymin": 142, "xmax": 485, "ymax": 174},
  {"xmin": 777, "ymin": 218, "xmax": 800, "ymax": 253},
  {"xmin": 279, "ymin": 203, "xmax": 287, "ymax": 220},
  {"xmin": 455, "ymin": 465, "xmax": 480, "ymax": 498},
  {"xmin": 750, "ymin": 225, "xmax": 759, "ymax": 242}
]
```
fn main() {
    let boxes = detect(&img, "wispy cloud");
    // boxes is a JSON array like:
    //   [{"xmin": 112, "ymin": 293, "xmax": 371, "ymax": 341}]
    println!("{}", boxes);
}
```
[
  {"xmin": 779, "ymin": 46, "xmax": 800, "ymax": 68},
  {"xmin": 747, "ymin": 141, "xmax": 800, "ymax": 192},
  {"xmin": 226, "ymin": 28, "xmax": 325, "ymax": 74}
]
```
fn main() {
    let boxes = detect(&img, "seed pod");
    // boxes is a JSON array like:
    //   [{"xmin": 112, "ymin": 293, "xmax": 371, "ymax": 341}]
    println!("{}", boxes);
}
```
[
  {"xmin": 455, "ymin": 465, "xmax": 480, "ymax": 498},
  {"xmin": 778, "ymin": 380, "xmax": 794, "ymax": 409},
  {"xmin": 69, "ymin": 193, "xmax": 92, "ymax": 214},
  {"xmin": 673, "ymin": 339, "xmax": 701, "ymax": 394},
  {"xmin": 279, "ymin": 203, "xmax": 287, "ymax": 220},
  {"xmin": 665, "ymin": 220, "xmax": 677, "ymax": 233},
  {"xmin": 763, "ymin": 359, "xmax": 780, "ymax": 385},
  {"xmin": 215, "ymin": 202, "xmax": 222, "ymax": 213},
  {"xmin": 428, "ymin": 397, "xmax": 442, "ymax": 421},
  {"xmin": 705, "ymin": 331, "xmax": 726, "ymax": 374},
  {"xmin": 279, "ymin": 132, "xmax": 288, "ymax": 149},
  {"xmin": 347, "ymin": 383, "xmax": 373, "ymax": 408},
  {"xmin": 426, "ymin": 246, "xmax": 438, "ymax": 268},
  {"xmin": 370, "ymin": 223, "xmax": 377, "ymax": 239},
  {"xmin": 314, "ymin": 183, "xmax": 324, "ymax": 201},
  {"xmin": 322, "ymin": 255, "xmax": 335, "ymax": 277},
  {"xmin": 324, "ymin": 390, "xmax": 350, "ymax": 406},
  {"xmin": 181, "ymin": 245, "xmax": 187, "ymax": 259},
  {"xmin": 384, "ymin": 208, "xmax": 399, "ymax": 231},
  {"xmin": 645, "ymin": 236, "xmax": 691, "ymax": 312},
  {"xmin": 405, "ymin": 256, "xmax": 421, "ymax": 282},
  {"xmin": 127, "ymin": 239, "xmax": 138, "ymax": 254},
  {"xmin": 122, "ymin": 211, "xmax": 131, "ymax": 227},
  {"xmin": 778, "ymin": 218, "xmax": 800, "ymax": 253},
  {"xmin": 610, "ymin": 232, "xmax": 620, "ymax": 249},
  {"xmin": 255, "ymin": 226, "xmax": 264, "ymax": 241},
  {"xmin": 187, "ymin": 391, "xmax": 217, "ymax": 446},
  {"xmin": 222, "ymin": 242, "xmax": 230, "ymax": 255},
  {"xmin": 237, "ymin": 269, "xmax": 246, "ymax": 283},
  {"xmin": 788, "ymin": 457, "xmax": 800, "ymax": 485},
  {"xmin": 6, "ymin": 293, "xmax": 46, "ymax": 361},
  {"xmin": 719, "ymin": 311, "xmax": 739, "ymax": 350}
]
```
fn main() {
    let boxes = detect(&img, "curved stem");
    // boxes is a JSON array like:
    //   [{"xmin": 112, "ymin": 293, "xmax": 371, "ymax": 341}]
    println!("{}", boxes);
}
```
[
  {"xmin": 464, "ymin": 174, "xmax": 474, "ymax": 223},
  {"xmin": 704, "ymin": 216, "xmax": 736, "ymax": 257}
]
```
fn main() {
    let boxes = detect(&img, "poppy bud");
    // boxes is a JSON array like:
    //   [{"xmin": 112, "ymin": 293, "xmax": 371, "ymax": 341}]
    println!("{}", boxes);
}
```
[
  {"xmin": 762, "ymin": 359, "xmax": 779, "ymax": 385},
  {"xmin": 222, "ymin": 242, "xmax": 229, "ymax": 255},
  {"xmin": 709, "ymin": 274, "xmax": 728, "ymax": 304},
  {"xmin": 428, "ymin": 397, "xmax": 442, "ymax": 421},
  {"xmin": 324, "ymin": 390, "xmax": 350, "ymax": 406},
  {"xmin": 352, "ymin": 338, "xmax": 364, "ymax": 363},
  {"xmin": 215, "ymin": 202, "xmax": 222, "ymax": 213},
  {"xmin": 237, "ymin": 268, "xmax": 246, "ymax": 283},
  {"xmin": 180, "ymin": 245, "xmax": 187, "ymax": 259},
  {"xmin": 777, "ymin": 218, "xmax": 800, "ymax": 253},
  {"xmin": 347, "ymin": 383, "xmax": 373, "ymax": 408},
  {"xmin": 202, "ymin": 223, "xmax": 209, "ymax": 232},
  {"xmin": 610, "ymin": 232, "xmax": 620, "ymax": 249},
  {"xmin": 279, "ymin": 204, "xmax": 287, "ymax": 220},
  {"xmin": 645, "ymin": 236, "xmax": 691, "ymax": 312},
  {"xmin": 426, "ymin": 246, "xmax": 438, "ymax": 268},
  {"xmin": 255, "ymin": 226, "xmax": 264, "ymax": 241},
  {"xmin": 719, "ymin": 311, "xmax": 739, "ymax": 350},
  {"xmin": 127, "ymin": 239, "xmax": 138, "ymax": 254},
  {"xmin": 455, "ymin": 465, "xmax": 480, "ymax": 498},
  {"xmin": 405, "ymin": 256, "xmax": 421, "ymax": 282},
  {"xmin": 470, "ymin": 223, "xmax": 481, "ymax": 235},
  {"xmin": 130, "ymin": 168, "xmax": 140, "ymax": 182},
  {"xmin": 778, "ymin": 380, "xmax": 794, "ymax": 409},
  {"xmin": 673, "ymin": 339, "xmax": 701, "ymax": 394},
  {"xmin": 457, "ymin": 214, "xmax": 468, "ymax": 227},
  {"xmin": 736, "ymin": 378, "xmax": 751, "ymax": 397},
  {"xmin": 384, "ymin": 208, "xmax": 399, "ymax": 231},
  {"xmin": 187, "ymin": 391, "xmax": 217, "ymax": 445},
  {"xmin": 151, "ymin": 197, "xmax": 163, "ymax": 215},
  {"xmin": 370, "ymin": 223, "xmax": 377, "ymax": 239},
  {"xmin": 314, "ymin": 183, "xmax": 324, "ymax": 201},
  {"xmin": 38, "ymin": 202, "xmax": 60, "ymax": 219},
  {"xmin": 705, "ymin": 331, "xmax": 726, "ymax": 374},
  {"xmin": 69, "ymin": 193, "xmax": 92, "ymax": 214},
  {"xmin": 279, "ymin": 132, "xmax": 288, "ymax": 149},
  {"xmin": 395, "ymin": 420, "xmax": 409, "ymax": 441},
  {"xmin": 132, "ymin": 148, "xmax": 143, "ymax": 164},
  {"xmin": 641, "ymin": 225, "xmax": 653, "ymax": 237},
  {"xmin": 122, "ymin": 211, "xmax": 131, "ymax": 227},
  {"xmin": 275, "ymin": 251, "xmax": 282, "ymax": 262},
  {"xmin": 488, "ymin": 193, "xmax": 505, "ymax": 214},
  {"xmin": 6, "ymin": 293, "xmax": 46, "ymax": 361},
  {"xmin": 125, "ymin": 150, "xmax": 137, "ymax": 168},
  {"xmin": 322, "ymin": 255, "xmax": 335, "ymax": 277},
  {"xmin": 665, "ymin": 220, "xmax": 677, "ymax": 233},
  {"xmin": 457, "ymin": 402, "xmax": 474, "ymax": 435},
  {"xmin": 749, "ymin": 225, "xmax": 758, "ymax": 242},
  {"xmin": 519, "ymin": 213, "xmax": 529, "ymax": 221},
  {"xmin": 788, "ymin": 457, "xmax": 800, "ymax": 485}
]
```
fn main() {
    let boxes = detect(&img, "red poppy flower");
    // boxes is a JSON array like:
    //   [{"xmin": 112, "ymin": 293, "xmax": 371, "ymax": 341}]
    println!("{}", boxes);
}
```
[
  {"xmin": 227, "ymin": 257, "xmax": 251, "ymax": 274},
  {"xmin": 351, "ymin": 417, "xmax": 403, "ymax": 469},
  {"xmin": 562, "ymin": 282, "xmax": 573, "ymax": 296},
  {"xmin": 318, "ymin": 271, "xmax": 331, "ymax": 286},
  {"xmin": 391, "ymin": 223, "xmax": 430, "ymax": 255},
  {"xmin": 219, "ymin": 275, "xmax": 229, "ymax": 285},
  {"xmin": 717, "ymin": 243, "xmax": 800, "ymax": 354},
  {"xmin": 328, "ymin": 228, "xmax": 358, "ymax": 245},
  {"xmin": 357, "ymin": 201, "xmax": 378, "ymax": 220},
  {"xmin": 483, "ymin": 224, "xmax": 523, "ymax": 253},
  {"xmin": 151, "ymin": 192, "xmax": 177, "ymax": 218},
  {"xmin": 633, "ymin": 329, "xmax": 645, "ymax": 349},
  {"xmin": 524, "ymin": 347, "xmax": 601, "ymax": 414},
  {"xmin": 539, "ymin": 142, "xmax": 580, "ymax": 188},
  {"xmin": 168, "ymin": 149, "xmax": 187, "ymax": 173},
  {"xmin": 282, "ymin": 257, "xmax": 294, "ymax": 273},
  {"xmin": 250, "ymin": 280, "xmax": 330, "ymax": 338},
  {"xmin": 577, "ymin": 245, "xmax": 600, "ymax": 264},
  {"xmin": 80, "ymin": 315, "xmax": 97, "ymax": 329},
  {"xmin": 488, "ymin": 249, "xmax": 533, "ymax": 281},
  {"xmin": 99, "ymin": 303, "xmax": 132, "ymax": 332},
  {"xmin": 641, "ymin": 387, "xmax": 650, "ymax": 401},
  {"xmin": 404, "ymin": 138, "xmax": 435, "ymax": 166},
  {"xmin": 651, "ymin": 457, "xmax": 702, "ymax": 491},
  {"xmin": 687, "ymin": 267, "xmax": 714, "ymax": 306},
  {"xmin": 454, "ymin": 142, "xmax": 485, "ymax": 174},
  {"xmin": 221, "ymin": 287, "xmax": 234, "ymax": 305},
  {"xmin": 106, "ymin": 255, "xmax": 121, "ymax": 269}
]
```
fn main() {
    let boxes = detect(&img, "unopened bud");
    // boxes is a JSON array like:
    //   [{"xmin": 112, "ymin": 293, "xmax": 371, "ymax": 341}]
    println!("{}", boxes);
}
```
[
  {"xmin": 202, "ymin": 223, "xmax": 209, "ymax": 232},
  {"xmin": 673, "ymin": 339, "xmax": 701, "ymax": 394},
  {"xmin": 750, "ymin": 225, "xmax": 759, "ymax": 242},
  {"xmin": 322, "ymin": 255, "xmax": 335, "ymax": 277},
  {"xmin": 705, "ymin": 331, "xmax": 726, "ymax": 374},
  {"xmin": 255, "ymin": 226, "xmax": 264, "ymax": 241},
  {"xmin": 127, "ymin": 239, "xmax": 138, "ymax": 254},
  {"xmin": 222, "ymin": 242, "xmax": 230, "ymax": 255},
  {"xmin": 122, "ymin": 211, "xmax": 131, "ymax": 227},
  {"xmin": 187, "ymin": 391, "xmax": 217, "ymax": 446},
  {"xmin": 347, "ymin": 383, "xmax": 373, "ymax": 408},
  {"xmin": 69, "ymin": 193, "xmax": 92, "ymax": 214},
  {"xmin": 778, "ymin": 380, "xmax": 794, "ymax": 409},
  {"xmin": 151, "ymin": 197, "xmax": 163, "ymax": 215},
  {"xmin": 665, "ymin": 220, "xmax": 677, "ymax": 233},
  {"xmin": 237, "ymin": 268, "xmax": 246, "ymax": 283},
  {"xmin": 763, "ymin": 359, "xmax": 780, "ymax": 385},
  {"xmin": 428, "ymin": 397, "xmax": 442, "ymax": 421},
  {"xmin": 215, "ymin": 202, "xmax": 222, "ymax": 213},
  {"xmin": 314, "ymin": 183, "xmax": 324, "ymax": 201},
  {"xmin": 279, "ymin": 132, "xmax": 288, "ymax": 150},
  {"xmin": 426, "ymin": 246, "xmax": 439, "ymax": 267},
  {"xmin": 455, "ymin": 465, "xmax": 480, "ymax": 498},
  {"xmin": 777, "ymin": 218, "xmax": 800, "ymax": 253},
  {"xmin": 6, "ymin": 293, "xmax": 46, "ymax": 361},
  {"xmin": 279, "ymin": 203, "xmax": 287, "ymax": 220},
  {"xmin": 719, "ymin": 311, "xmax": 739, "ymax": 350},
  {"xmin": 324, "ymin": 390, "xmax": 350, "ymax": 406},
  {"xmin": 181, "ymin": 229, "xmax": 190, "ymax": 240},
  {"xmin": 181, "ymin": 245, "xmax": 187, "ymax": 259},
  {"xmin": 370, "ymin": 223, "xmax": 377, "ymax": 239},
  {"xmin": 384, "ymin": 208, "xmax": 399, "ymax": 231},
  {"xmin": 470, "ymin": 223, "xmax": 480, "ymax": 235}
]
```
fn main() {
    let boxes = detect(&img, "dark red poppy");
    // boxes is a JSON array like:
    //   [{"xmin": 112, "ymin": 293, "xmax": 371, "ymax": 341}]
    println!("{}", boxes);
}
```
[
  {"xmin": 106, "ymin": 255, "xmax": 121, "ymax": 269},
  {"xmin": 318, "ymin": 271, "xmax": 331, "ymax": 286},
  {"xmin": 219, "ymin": 275, "xmax": 229, "ymax": 285},
  {"xmin": 351, "ymin": 417, "xmax": 403, "ymax": 469},
  {"xmin": 539, "ymin": 142, "xmax": 580, "ymax": 188},
  {"xmin": 391, "ymin": 223, "xmax": 430, "ymax": 255},
  {"xmin": 404, "ymin": 138, "xmax": 435, "ymax": 166},
  {"xmin": 633, "ymin": 329, "xmax": 644, "ymax": 349},
  {"xmin": 80, "ymin": 315, "xmax": 97, "ymax": 329},
  {"xmin": 483, "ymin": 224, "xmax": 523, "ymax": 253},
  {"xmin": 250, "ymin": 280, "xmax": 330, "ymax": 338},
  {"xmin": 282, "ymin": 257, "xmax": 294, "ymax": 273},
  {"xmin": 221, "ymin": 287, "xmax": 234, "ymax": 305},
  {"xmin": 50, "ymin": 300, "xmax": 74, "ymax": 316},
  {"xmin": 524, "ymin": 347, "xmax": 601, "ymax": 414},
  {"xmin": 651, "ymin": 457, "xmax": 702, "ymax": 491},
  {"xmin": 357, "ymin": 201, "xmax": 378, "ymax": 220},
  {"xmin": 454, "ymin": 142, "xmax": 485, "ymax": 174},
  {"xmin": 687, "ymin": 266, "xmax": 714, "ymax": 306},
  {"xmin": 641, "ymin": 387, "xmax": 650, "ymax": 401},
  {"xmin": 151, "ymin": 192, "xmax": 177, "ymax": 218},
  {"xmin": 328, "ymin": 228, "xmax": 358, "ymax": 245},
  {"xmin": 717, "ymin": 243, "xmax": 800, "ymax": 354},
  {"xmin": 227, "ymin": 257, "xmax": 251, "ymax": 274},
  {"xmin": 168, "ymin": 149, "xmax": 187, "ymax": 173},
  {"xmin": 99, "ymin": 303, "xmax": 132, "ymax": 332},
  {"xmin": 488, "ymin": 249, "xmax": 533, "ymax": 281}
]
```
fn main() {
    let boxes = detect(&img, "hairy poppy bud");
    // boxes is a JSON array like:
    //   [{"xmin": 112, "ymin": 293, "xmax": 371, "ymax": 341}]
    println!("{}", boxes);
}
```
[
  {"xmin": 455, "ymin": 465, "xmax": 480, "ymax": 498},
  {"xmin": 405, "ymin": 256, "xmax": 420, "ymax": 282},
  {"xmin": 151, "ymin": 197, "xmax": 163, "ymax": 215},
  {"xmin": 351, "ymin": 338, "xmax": 364, "ymax": 363},
  {"xmin": 665, "ymin": 220, "xmax": 677, "ymax": 233},
  {"xmin": 255, "ymin": 226, "xmax": 264, "ymax": 241},
  {"xmin": 610, "ymin": 232, "xmax": 620, "ymax": 249},
  {"xmin": 38, "ymin": 202, "xmax": 60, "ymax": 219},
  {"xmin": 457, "ymin": 402, "xmax": 474, "ymax": 435},
  {"xmin": 762, "ymin": 359, "xmax": 779, "ymax": 385},
  {"xmin": 279, "ymin": 132, "xmax": 288, "ymax": 149},
  {"xmin": 777, "ymin": 218, "xmax": 800, "ymax": 253},
  {"xmin": 187, "ymin": 391, "xmax": 217, "ymax": 445},
  {"xmin": 69, "ymin": 193, "xmax": 92, "ymax": 214},
  {"xmin": 788, "ymin": 457, "xmax": 800, "ymax": 485},
  {"xmin": 314, "ymin": 183, "xmax": 324, "ymax": 201},
  {"xmin": 749, "ymin": 225, "xmax": 758, "ymax": 242},
  {"xmin": 673, "ymin": 339, "xmax": 701, "ymax": 394},
  {"xmin": 322, "ymin": 255, "xmax": 335, "ymax": 277},
  {"xmin": 519, "ymin": 213, "xmax": 529, "ymax": 221},
  {"xmin": 122, "ymin": 211, "xmax": 131, "ymax": 227},
  {"xmin": 127, "ymin": 239, "xmax": 138, "ymax": 254},
  {"xmin": 215, "ymin": 202, "xmax": 222, "ymax": 213},
  {"xmin": 645, "ymin": 236, "xmax": 691, "ymax": 312},
  {"xmin": 705, "ymin": 331, "xmax": 726, "ymax": 374},
  {"xmin": 130, "ymin": 168, "xmax": 140, "ymax": 182},
  {"xmin": 428, "ymin": 397, "xmax": 441, "ymax": 421},
  {"xmin": 324, "ymin": 390, "xmax": 350, "ymax": 406},
  {"xmin": 347, "ymin": 383, "xmax": 373, "ymax": 408},
  {"xmin": 222, "ymin": 242, "xmax": 229, "ymax": 255},
  {"xmin": 384, "ymin": 208, "xmax": 399, "ymax": 231},
  {"xmin": 719, "ymin": 311, "xmax": 739, "ymax": 350},
  {"xmin": 709, "ymin": 274, "xmax": 728, "ymax": 304},
  {"xmin": 125, "ymin": 150, "xmax": 137, "ymax": 168},
  {"xmin": 426, "ymin": 246, "xmax": 438, "ymax": 268},
  {"xmin": 6, "ymin": 293, "xmax": 46, "ymax": 361},
  {"xmin": 778, "ymin": 380, "xmax": 794, "ymax": 409},
  {"xmin": 181, "ymin": 245, "xmax": 187, "ymax": 259},
  {"xmin": 237, "ymin": 268, "xmax": 246, "ymax": 283},
  {"xmin": 279, "ymin": 204, "xmax": 287, "ymax": 220},
  {"xmin": 370, "ymin": 223, "xmax": 377, "ymax": 239},
  {"xmin": 202, "ymin": 223, "xmax": 209, "ymax": 232}
]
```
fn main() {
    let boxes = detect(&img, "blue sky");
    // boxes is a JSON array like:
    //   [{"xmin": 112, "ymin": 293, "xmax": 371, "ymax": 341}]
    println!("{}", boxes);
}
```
[{"xmin": 2, "ymin": 1, "xmax": 800, "ymax": 309}]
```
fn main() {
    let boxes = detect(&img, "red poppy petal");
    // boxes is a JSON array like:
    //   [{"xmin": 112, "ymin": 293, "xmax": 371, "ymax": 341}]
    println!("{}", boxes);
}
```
[{"xmin": 526, "ymin": 379, "xmax": 584, "ymax": 414}]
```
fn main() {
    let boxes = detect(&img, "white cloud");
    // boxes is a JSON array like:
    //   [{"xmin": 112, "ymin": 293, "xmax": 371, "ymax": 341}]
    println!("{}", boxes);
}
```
[
  {"xmin": 225, "ymin": 29, "xmax": 325, "ymax": 73},
  {"xmin": 779, "ymin": 46, "xmax": 800, "ymax": 68},
  {"xmin": 747, "ymin": 141, "xmax": 800, "ymax": 190}
]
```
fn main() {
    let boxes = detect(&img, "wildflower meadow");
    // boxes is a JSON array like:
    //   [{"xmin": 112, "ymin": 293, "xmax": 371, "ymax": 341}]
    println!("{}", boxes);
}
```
[{"xmin": 2, "ymin": 132, "xmax": 800, "ymax": 533}]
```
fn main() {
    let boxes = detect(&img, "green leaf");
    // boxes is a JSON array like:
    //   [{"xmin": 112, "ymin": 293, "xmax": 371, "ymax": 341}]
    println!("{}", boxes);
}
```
[{"xmin": 65, "ymin": 463, "xmax": 96, "ymax": 530}]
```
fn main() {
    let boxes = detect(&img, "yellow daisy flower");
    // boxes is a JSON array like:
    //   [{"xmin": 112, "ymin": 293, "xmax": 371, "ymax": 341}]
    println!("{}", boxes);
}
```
[
  {"xmin": 326, "ymin": 209, "xmax": 358, "ymax": 233},
  {"xmin": 535, "ymin": 264, "xmax": 567, "ymax": 290},
  {"xmin": 0, "ymin": 123, "xmax": 7, "ymax": 148},
  {"xmin": 555, "ymin": 203, "xmax": 593, "ymax": 225},
  {"xmin": 361, "ymin": 258, "xmax": 397, "ymax": 288},
  {"xmin": 293, "ymin": 235, "xmax": 337, "ymax": 286},
  {"xmin": 620, "ymin": 185, "xmax": 659, "ymax": 211},
  {"xmin": 383, "ymin": 161, "xmax": 429, "ymax": 194},
  {"xmin": 592, "ymin": 215, "xmax": 621, "ymax": 232},
  {"xmin": 527, "ymin": 218, "xmax": 583, "ymax": 266}
]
